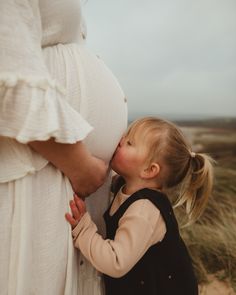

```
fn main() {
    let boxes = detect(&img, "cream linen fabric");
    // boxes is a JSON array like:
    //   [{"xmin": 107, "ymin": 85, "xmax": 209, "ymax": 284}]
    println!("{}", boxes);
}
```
[
  {"xmin": 0, "ymin": 0, "xmax": 127, "ymax": 294},
  {"xmin": 72, "ymin": 188, "xmax": 167, "ymax": 278}
]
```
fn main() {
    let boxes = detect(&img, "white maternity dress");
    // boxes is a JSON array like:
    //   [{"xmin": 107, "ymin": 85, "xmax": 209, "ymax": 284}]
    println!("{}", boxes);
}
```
[{"xmin": 0, "ymin": 0, "xmax": 127, "ymax": 294}]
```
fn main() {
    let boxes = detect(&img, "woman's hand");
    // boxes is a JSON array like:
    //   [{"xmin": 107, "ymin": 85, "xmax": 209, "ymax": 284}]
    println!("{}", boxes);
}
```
[
  {"xmin": 69, "ymin": 153, "xmax": 108, "ymax": 197},
  {"xmin": 65, "ymin": 194, "xmax": 86, "ymax": 229},
  {"xmin": 29, "ymin": 139, "xmax": 109, "ymax": 197}
]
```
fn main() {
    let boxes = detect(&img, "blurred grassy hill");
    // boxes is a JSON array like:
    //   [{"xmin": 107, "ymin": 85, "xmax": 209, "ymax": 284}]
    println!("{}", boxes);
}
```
[{"xmin": 175, "ymin": 117, "xmax": 236, "ymax": 292}]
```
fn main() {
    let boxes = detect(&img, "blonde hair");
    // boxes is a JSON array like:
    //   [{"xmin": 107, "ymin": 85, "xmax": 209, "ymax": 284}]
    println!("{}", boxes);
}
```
[{"xmin": 127, "ymin": 117, "xmax": 214, "ymax": 224}]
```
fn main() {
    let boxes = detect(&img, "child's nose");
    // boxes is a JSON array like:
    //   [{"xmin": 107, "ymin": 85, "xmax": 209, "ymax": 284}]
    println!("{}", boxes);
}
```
[{"xmin": 119, "ymin": 137, "xmax": 125, "ymax": 147}]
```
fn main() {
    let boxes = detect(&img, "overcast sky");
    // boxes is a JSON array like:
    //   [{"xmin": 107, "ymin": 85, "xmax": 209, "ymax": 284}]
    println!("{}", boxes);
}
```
[{"xmin": 83, "ymin": 0, "xmax": 236, "ymax": 120}]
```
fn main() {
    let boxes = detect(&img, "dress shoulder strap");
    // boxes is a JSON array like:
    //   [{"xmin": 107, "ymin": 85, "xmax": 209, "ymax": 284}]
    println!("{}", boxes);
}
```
[{"xmin": 113, "ymin": 188, "xmax": 179, "ymax": 234}]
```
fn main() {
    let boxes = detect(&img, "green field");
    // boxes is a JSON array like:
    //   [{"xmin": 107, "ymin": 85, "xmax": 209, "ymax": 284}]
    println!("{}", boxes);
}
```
[{"xmin": 175, "ymin": 118, "xmax": 236, "ymax": 291}]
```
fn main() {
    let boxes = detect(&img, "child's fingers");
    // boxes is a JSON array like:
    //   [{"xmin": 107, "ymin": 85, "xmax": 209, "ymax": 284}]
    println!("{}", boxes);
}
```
[
  {"xmin": 74, "ymin": 194, "xmax": 86, "ymax": 214},
  {"xmin": 69, "ymin": 200, "xmax": 81, "ymax": 220},
  {"xmin": 65, "ymin": 213, "xmax": 78, "ymax": 228}
]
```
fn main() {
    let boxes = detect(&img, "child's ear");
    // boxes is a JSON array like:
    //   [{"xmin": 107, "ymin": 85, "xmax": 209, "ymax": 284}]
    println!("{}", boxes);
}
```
[{"xmin": 141, "ymin": 163, "xmax": 160, "ymax": 179}]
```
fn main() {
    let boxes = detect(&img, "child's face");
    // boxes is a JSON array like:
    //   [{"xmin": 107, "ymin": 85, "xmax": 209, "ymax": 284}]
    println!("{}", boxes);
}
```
[{"xmin": 111, "ymin": 133, "xmax": 149, "ymax": 179}]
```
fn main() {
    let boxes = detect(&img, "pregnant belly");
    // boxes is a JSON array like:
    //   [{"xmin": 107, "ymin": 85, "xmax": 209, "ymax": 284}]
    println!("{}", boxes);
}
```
[{"xmin": 43, "ymin": 43, "xmax": 127, "ymax": 162}]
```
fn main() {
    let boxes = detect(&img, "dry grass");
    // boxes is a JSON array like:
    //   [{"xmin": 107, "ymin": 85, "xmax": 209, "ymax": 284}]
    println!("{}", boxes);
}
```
[{"xmin": 175, "ymin": 124, "xmax": 236, "ymax": 292}]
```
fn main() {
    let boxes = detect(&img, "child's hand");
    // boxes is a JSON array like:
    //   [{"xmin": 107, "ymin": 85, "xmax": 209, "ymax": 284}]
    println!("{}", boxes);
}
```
[{"xmin": 65, "ymin": 194, "xmax": 86, "ymax": 229}]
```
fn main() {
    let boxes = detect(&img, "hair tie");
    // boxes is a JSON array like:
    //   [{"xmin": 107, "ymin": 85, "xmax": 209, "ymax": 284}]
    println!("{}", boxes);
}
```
[{"xmin": 190, "ymin": 151, "xmax": 196, "ymax": 158}]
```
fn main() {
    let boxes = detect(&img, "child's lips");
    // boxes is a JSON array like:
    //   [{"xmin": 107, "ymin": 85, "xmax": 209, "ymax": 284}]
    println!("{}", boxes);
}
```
[
  {"xmin": 111, "ymin": 149, "xmax": 120, "ymax": 166},
  {"xmin": 111, "ymin": 152, "xmax": 117, "ymax": 161},
  {"xmin": 111, "ymin": 147, "xmax": 119, "ymax": 160},
  {"xmin": 110, "ymin": 151, "xmax": 116, "ymax": 162}
]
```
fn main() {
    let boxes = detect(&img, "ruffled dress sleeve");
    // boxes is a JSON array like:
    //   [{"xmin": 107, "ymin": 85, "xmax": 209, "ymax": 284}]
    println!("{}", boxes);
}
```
[
  {"xmin": 0, "ymin": 0, "xmax": 93, "ymax": 183},
  {"xmin": 0, "ymin": 0, "xmax": 93, "ymax": 144}
]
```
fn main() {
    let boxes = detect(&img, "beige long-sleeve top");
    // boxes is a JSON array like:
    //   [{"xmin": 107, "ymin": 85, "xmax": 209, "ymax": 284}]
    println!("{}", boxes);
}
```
[{"xmin": 72, "ymin": 188, "xmax": 167, "ymax": 278}]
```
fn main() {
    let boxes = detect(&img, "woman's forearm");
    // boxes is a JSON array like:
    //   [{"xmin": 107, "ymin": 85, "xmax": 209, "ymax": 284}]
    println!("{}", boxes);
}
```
[
  {"xmin": 28, "ymin": 139, "xmax": 108, "ymax": 196},
  {"xmin": 29, "ymin": 139, "xmax": 87, "ymax": 178}
]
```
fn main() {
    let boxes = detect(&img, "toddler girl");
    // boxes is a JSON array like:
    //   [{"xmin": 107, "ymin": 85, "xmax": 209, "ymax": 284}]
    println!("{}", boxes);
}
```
[{"xmin": 66, "ymin": 117, "xmax": 214, "ymax": 295}]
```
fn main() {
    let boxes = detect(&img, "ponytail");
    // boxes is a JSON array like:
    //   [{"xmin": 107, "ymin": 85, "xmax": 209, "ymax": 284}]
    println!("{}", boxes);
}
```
[{"xmin": 174, "ymin": 153, "xmax": 215, "ymax": 225}]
